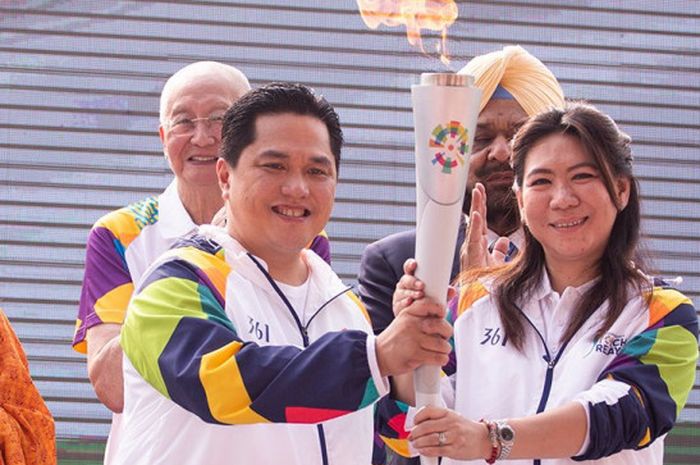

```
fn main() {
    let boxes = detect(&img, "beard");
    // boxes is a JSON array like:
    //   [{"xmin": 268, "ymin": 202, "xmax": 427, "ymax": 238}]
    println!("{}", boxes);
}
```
[
  {"xmin": 463, "ymin": 160, "xmax": 520, "ymax": 230},
  {"xmin": 485, "ymin": 184, "xmax": 518, "ymax": 227}
]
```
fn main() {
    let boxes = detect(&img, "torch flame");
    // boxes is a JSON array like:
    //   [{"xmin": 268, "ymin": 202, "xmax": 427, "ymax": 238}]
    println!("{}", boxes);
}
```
[{"xmin": 357, "ymin": 0, "xmax": 458, "ymax": 65}]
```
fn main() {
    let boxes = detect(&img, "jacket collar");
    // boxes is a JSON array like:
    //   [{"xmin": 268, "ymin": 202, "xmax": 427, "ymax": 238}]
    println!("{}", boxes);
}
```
[
  {"xmin": 197, "ymin": 225, "xmax": 349, "ymax": 300},
  {"xmin": 529, "ymin": 268, "xmax": 598, "ymax": 303},
  {"xmin": 158, "ymin": 180, "xmax": 197, "ymax": 239},
  {"xmin": 462, "ymin": 213, "xmax": 525, "ymax": 251}
]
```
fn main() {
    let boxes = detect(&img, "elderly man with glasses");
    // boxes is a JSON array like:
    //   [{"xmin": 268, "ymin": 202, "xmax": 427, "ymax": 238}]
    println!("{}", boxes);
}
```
[{"xmin": 71, "ymin": 62, "xmax": 333, "ymax": 464}]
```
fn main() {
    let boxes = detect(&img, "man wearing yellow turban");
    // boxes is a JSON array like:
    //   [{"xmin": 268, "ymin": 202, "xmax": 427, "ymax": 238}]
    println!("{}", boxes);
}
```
[
  {"xmin": 360, "ymin": 44, "xmax": 564, "ymax": 465},
  {"xmin": 456, "ymin": 45, "xmax": 564, "ymax": 265},
  {"xmin": 361, "ymin": 44, "xmax": 565, "ymax": 329},
  {"xmin": 462, "ymin": 45, "xmax": 564, "ymax": 116}
]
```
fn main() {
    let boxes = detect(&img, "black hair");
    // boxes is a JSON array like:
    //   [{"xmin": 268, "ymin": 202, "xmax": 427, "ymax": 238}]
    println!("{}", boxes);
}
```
[
  {"xmin": 483, "ymin": 102, "xmax": 645, "ymax": 351},
  {"xmin": 220, "ymin": 82, "xmax": 342, "ymax": 173}
]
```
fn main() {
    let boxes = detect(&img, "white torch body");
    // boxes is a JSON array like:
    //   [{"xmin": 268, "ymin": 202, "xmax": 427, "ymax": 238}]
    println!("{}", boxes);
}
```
[{"xmin": 411, "ymin": 73, "xmax": 481, "ymax": 465}]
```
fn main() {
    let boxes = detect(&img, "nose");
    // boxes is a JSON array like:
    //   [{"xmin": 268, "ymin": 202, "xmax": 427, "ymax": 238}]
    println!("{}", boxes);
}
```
[
  {"xmin": 487, "ymin": 135, "xmax": 510, "ymax": 162},
  {"xmin": 281, "ymin": 172, "xmax": 309, "ymax": 198},
  {"xmin": 550, "ymin": 181, "xmax": 580, "ymax": 210},
  {"xmin": 190, "ymin": 122, "xmax": 216, "ymax": 146}
]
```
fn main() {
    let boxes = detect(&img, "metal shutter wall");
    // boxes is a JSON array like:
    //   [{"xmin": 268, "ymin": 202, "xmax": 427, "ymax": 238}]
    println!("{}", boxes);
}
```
[{"xmin": 1, "ymin": 1, "xmax": 697, "ymax": 463}]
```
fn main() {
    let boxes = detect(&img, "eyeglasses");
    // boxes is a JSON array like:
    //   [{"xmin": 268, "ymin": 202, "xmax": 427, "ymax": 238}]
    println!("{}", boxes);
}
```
[{"xmin": 166, "ymin": 114, "xmax": 225, "ymax": 136}]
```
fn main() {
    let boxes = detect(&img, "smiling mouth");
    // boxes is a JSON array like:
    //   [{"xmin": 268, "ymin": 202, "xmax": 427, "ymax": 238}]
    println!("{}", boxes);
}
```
[
  {"xmin": 188, "ymin": 156, "xmax": 217, "ymax": 163},
  {"xmin": 552, "ymin": 217, "xmax": 587, "ymax": 229},
  {"xmin": 273, "ymin": 206, "xmax": 310, "ymax": 218}
]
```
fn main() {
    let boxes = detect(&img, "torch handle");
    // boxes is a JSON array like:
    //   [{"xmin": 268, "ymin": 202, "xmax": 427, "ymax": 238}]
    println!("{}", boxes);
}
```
[
  {"xmin": 413, "ymin": 196, "xmax": 463, "ymax": 465},
  {"xmin": 415, "ymin": 368, "xmax": 441, "ymax": 465}
]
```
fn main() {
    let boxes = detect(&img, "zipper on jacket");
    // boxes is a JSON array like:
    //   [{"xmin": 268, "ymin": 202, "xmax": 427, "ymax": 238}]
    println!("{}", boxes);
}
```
[
  {"xmin": 317, "ymin": 424, "xmax": 330, "ymax": 465},
  {"xmin": 247, "ymin": 253, "xmax": 352, "ymax": 465},
  {"xmin": 515, "ymin": 307, "xmax": 575, "ymax": 414},
  {"xmin": 247, "ymin": 253, "xmax": 310, "ymax": 346},
  {"xmin": 247, "ymin": 252, "xmax": 351, "ymax": 348},
  {"xmin": 516, "ymin": 306, "xmax": 575, "ymax": 465},
  {"xmin": 535, "ymin": 356, "xmax": 556, "ymax": 414}
]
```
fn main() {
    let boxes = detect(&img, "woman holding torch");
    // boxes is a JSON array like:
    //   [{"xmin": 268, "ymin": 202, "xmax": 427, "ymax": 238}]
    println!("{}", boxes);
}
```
[{"xmin": 383, "ymin": 102, "xmax": 698, "ymax": 465}]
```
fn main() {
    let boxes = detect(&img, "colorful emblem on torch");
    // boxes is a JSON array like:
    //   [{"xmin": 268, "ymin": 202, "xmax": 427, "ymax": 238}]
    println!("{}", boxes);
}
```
[{"xmin": 429, "ymin": 120, "xmax": 469, "ymax": 174}]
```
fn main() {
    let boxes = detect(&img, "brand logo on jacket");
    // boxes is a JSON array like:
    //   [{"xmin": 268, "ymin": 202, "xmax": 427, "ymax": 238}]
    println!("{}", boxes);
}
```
[{"xmin": 592, "ymin": 332, "xmax": 626, "ymax": 356}]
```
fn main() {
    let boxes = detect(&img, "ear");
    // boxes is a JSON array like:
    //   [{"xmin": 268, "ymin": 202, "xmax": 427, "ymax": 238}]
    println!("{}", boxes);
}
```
[
  {"xmin": 615, "ymin": 176, "xmax": 631, "ymax": 211},
  {"xmin": 216, "ymin": 158, "xmax": 231, "ymax": 201},
  {"xmin": 159, "ymin": 125, "xmax": 169, "ymax": 160}
]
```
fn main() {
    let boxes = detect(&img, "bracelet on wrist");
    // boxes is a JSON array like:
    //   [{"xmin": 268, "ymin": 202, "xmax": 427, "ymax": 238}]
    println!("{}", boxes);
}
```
[{"xmin": 480, "ymin": 419, "xmax": 499, "ymax": 464}]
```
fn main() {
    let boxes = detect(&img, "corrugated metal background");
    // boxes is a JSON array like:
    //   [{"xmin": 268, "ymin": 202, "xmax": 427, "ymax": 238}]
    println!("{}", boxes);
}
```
[{"xmin": 1, "ymin": 1, "xmax": 698, "ymax": 463}]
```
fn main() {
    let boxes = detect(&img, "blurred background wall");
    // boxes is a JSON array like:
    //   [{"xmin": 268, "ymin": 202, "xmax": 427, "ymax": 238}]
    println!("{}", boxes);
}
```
[{"xmin": 1, "ymin": 1, "xmax": 698, "ymax": 462}]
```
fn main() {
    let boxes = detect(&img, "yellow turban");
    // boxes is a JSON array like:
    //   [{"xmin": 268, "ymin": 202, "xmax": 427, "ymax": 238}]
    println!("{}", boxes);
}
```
[{"xmin": 459, "ymin": 45, "xmax": 565, "ymax": 116}]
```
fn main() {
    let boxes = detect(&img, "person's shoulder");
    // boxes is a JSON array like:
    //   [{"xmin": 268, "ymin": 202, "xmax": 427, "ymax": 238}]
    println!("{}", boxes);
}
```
[
  {"xmin": 362, "ymin": 229, "xmax": 416, "ymax": 261},
  {"xmin": 451, "ymin": 279, "xmax": 493, "ymax": 320},
  {"xmin": 167, "ymin": 233, "xmax": 228, "ymax": 268},
  {"xmin": 370, "ymin": 229, "xmax": 417, "ymax": 248},
  {"xmin": 644, "ymin": 282, "xmax": 696, "ymax": 327},
  {"xmin": 92, "ymin": 195, "xmax": 160, "ymax": 243},
  {"xmin": 136, "ymin": 232, "xmax": 230, "ymax": 295}
]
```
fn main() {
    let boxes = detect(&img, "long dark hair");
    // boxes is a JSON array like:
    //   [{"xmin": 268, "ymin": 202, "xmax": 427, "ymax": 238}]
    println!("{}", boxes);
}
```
[{"xmin": 490, "ymin": 102, "xmax": 646, "ymax": 351}]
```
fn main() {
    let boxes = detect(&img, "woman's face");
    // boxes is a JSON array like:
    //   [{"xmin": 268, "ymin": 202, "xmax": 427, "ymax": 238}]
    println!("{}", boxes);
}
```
[{"xmin": 517, "ymin": 133, "xmax": 630, "ymax": 269}]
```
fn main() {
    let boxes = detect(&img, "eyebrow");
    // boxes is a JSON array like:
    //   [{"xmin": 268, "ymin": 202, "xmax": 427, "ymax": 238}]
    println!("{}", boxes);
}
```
[
  {"xmin": 476, "ymin": 116, "xmax": 529, "ymax": 134},
  {"xmin": 513, "ymin": 117, "xmax": 529, "ymax": 130},
  {"xmin": 258, "ymin": 150, "xmax": 334, "ymax": 167},
  {"xmin": 475, "ymin": 123, "xmax": 492, "ymax": 133},
  {"xmin": 169, "ymin": 104, "xmax": 229, "ymax": 117},
  {"xmin": 526, "ymin": 161, "xmax": 599, "ymax": 177}
]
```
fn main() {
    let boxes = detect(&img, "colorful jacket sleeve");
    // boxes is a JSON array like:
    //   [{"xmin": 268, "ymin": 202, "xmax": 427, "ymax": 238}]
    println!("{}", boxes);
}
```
[
  {"xmin": 308, "ymin": 230, "xmax": 331, "ymax": 265},
  {"xmin": 0, "ymin": 310, "xmax": 56, "ymax": 465},
  {"xmin": 573, "ymin": 286, "xmax": 699, "ymax": 461},
  {"xmin": 374, "ymin": 286, "xmax": 475, "ymax": 460},
  {"xmin": 120, "ymin": 244, "xmax": 381, "ymax": 426},
  {"xmin": 72, "ymin": 197, "xmax": 159, "ymax": 354},
  {"xmin": 73, "ymin": 223, "xmax": 133, "ymax": 353}
]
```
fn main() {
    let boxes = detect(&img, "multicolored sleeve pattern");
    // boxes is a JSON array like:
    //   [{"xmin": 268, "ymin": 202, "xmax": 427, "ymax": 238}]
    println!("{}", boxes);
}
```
[
  {"xmin": 374, "ymin": 395, "xmax": 413, "ymax": 459},
  {"xmin": 308, "ymin": 229, "xmax": 331, "ymax": 265},
  {"xmin": 121, "ymin": 237, "xmax": 381, "ymax": 425},
  {"xmin": 374, "ymin": 285, "xmax": 482, "ymax": 459},
  {"xmin": 574, "ymin": 286, "xmax": 699, "ymax": 461},
  {"xmin": 72, "ymin": 197, "xmax": 159, "ymax": 354}
]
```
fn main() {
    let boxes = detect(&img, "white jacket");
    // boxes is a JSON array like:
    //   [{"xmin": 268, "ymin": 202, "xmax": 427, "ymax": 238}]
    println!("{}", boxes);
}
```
[
  {"xmin": 116, "ymin": 226, "xmax": 388, "ymax": 465},
  {"xmin": 445, "ymin": 272, "xmax": 698, "ymax": 465}
]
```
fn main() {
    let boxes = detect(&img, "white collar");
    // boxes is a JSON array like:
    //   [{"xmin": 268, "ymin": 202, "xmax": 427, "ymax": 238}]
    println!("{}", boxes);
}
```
[
  {"xmin": 463, "ymin": 213, "xmax": 524, "ymax": 250},
  {"xmin": 197, "ymin": 225, "xmax": 348, "ymax": 297},
  {"xmin": 486, "ymin": 227, "xmax": 524, "ymax": 250},
  {"xmin": 158, "ymin": 180, "xmax": 197, "ymax": 239},
  {"xmin": 531, "ymin": 267, "xmax": 598, "ymax": 302}
]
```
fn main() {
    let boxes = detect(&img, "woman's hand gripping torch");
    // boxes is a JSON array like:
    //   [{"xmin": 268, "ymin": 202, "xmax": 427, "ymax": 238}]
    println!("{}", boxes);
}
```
[{"xmin": 411, "ymin": 73, "xmax": 481, "ymax": 465}]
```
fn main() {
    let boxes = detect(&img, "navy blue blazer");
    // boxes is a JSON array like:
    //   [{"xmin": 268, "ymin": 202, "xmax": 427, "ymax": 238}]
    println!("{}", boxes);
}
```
[{"xmin": 357, "ymin": 223, "xmax": 465, "ymax": 335}]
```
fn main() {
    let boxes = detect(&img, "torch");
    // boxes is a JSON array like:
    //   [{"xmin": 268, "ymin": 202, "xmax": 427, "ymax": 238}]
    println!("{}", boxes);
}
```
[{"xmin": 412, "ymin": 73, "xmax": 481, "ymax": 465}]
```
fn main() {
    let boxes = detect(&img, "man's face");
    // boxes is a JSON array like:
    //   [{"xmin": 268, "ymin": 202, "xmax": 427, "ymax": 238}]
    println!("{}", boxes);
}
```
[
  {"xmin": 465, "ymin": 99, "xmax": 528, "ymax": 223},
  {"xmin": 217, "ymin": 113, "xmax": 337, "ymax": 261},
  {"xmin": 159, "ymin": 74, "xmax": 247, "ymax": 190}
]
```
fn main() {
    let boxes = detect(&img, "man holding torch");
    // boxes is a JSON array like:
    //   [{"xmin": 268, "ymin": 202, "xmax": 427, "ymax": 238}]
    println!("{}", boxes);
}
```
[
  {"xmin": 113, "ymin": 82, "xmax": 453, "ymax": 465},
  {"xmin": 359, "ymin": 45, "xmax": 565, "ymax": 464}
]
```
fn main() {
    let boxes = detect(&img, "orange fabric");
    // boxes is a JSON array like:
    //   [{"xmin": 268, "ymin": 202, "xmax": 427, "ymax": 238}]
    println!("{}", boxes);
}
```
[{"xmin": 0, "ymin": 310, "xmax": 56, "ymax": 465}]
